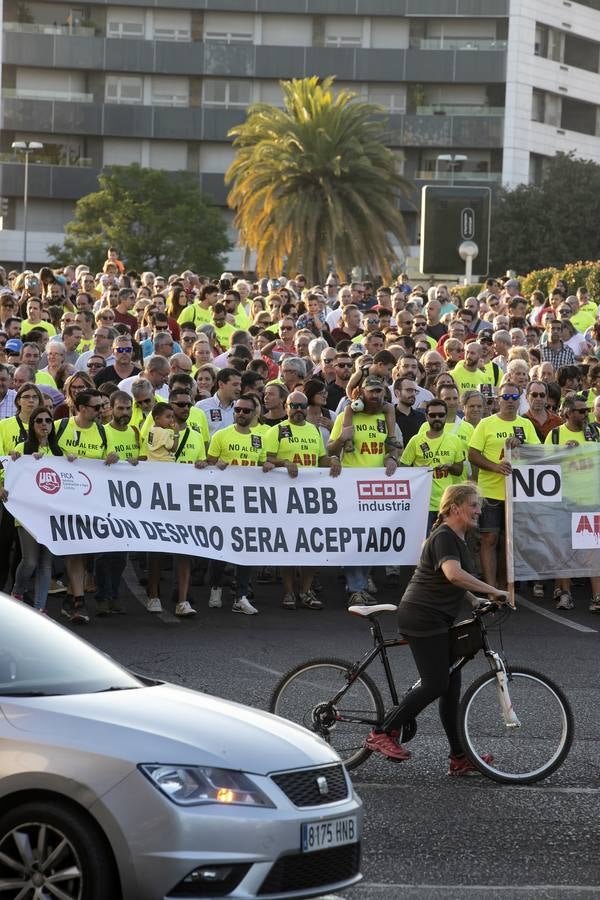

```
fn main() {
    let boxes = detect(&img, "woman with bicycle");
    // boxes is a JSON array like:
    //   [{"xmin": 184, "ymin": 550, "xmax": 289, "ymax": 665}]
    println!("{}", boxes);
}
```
[{"xmin": 365, "ymin": 482, "xmax": 509, "ymax": 775}]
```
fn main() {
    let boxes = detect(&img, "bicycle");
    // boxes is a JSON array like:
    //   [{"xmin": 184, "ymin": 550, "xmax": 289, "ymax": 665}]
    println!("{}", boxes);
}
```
[{"xmin": 269, "ymin": 600, "xmax": 574, "ymax": 785}]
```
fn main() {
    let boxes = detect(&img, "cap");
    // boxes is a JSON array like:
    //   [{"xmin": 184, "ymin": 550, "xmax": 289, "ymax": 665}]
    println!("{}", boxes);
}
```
[
  {"xmin": 505, "ymin": 278, "xmax": 520, "ymax": 290},
  {"xmin": 5, "ymin": 338, "xmax": 23, "ymax": 354},
  {"xmin": 348, "ymin": 344, "xmax": 364, "ymax": 357},
  {"xmin": 363, "ymin": 375, "xmax": 385, "ymax": 389},
  {"xmin": 479, "ymin": 331, "xmax": 494, "ymax": 343},
  {"xmin": 370, "ymin": 305, "xmax": 390, "ymax": 314}
]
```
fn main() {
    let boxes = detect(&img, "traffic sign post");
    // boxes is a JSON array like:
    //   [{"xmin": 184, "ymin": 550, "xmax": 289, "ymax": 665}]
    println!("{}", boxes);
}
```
[{"xmin": 419, "ymin": 186, "xmax": 491, "ymax": 279}]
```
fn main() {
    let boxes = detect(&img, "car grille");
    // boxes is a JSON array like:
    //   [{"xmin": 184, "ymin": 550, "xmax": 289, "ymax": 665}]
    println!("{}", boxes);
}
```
[
  {"xmin": 258, "ymin": 843, "xmax": 360, "ymax": 896},
  {"xmin": 271, "ymin": 764, "xmax": 349, "ymax": 807}
]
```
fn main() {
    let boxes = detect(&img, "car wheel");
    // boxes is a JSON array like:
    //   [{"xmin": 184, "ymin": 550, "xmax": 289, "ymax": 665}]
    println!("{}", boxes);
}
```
[{"xmin": 0, "ymin": 799, "xmax": 119, "ymax": 900}]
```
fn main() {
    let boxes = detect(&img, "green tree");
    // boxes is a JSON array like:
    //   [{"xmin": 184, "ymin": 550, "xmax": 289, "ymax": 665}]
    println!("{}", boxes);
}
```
[
  {"xmin": 48, "ymin": 164, "xmax": 231, "ymax": 274},
  {"xmin": 225, "ymin": 76, "xmax": 411, "ymax": 283},
  {"xmin": 490, "ymin": 152, "xmax": 600, "ymax": 275}
]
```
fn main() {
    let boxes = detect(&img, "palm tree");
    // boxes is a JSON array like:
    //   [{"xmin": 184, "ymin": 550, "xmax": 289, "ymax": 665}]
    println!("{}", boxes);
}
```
[{"xmin": 225, "ymin": 76, "xmax": 412, "ymax": 283}]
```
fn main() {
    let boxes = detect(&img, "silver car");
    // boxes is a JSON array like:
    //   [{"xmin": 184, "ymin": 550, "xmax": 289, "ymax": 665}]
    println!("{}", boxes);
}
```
[{"xmin": 0, "ymin": 595, "xmax": 362, "ymax": 899}]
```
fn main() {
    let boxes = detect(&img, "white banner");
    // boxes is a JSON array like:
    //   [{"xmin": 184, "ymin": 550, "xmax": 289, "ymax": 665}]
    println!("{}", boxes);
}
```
[{"xmin": 2, "ymin": 457, "xmax": 432, "ymax": 566}]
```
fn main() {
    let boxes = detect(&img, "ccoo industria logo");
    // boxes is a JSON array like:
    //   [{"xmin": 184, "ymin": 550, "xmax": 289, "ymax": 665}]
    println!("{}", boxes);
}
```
[
  {"xmin": 356, "ymin": 480, "xmax": 412, "ymax": 512},
  {"xmin": 36, "ymin": 467, "xmax": 61, "ymax": 494}
]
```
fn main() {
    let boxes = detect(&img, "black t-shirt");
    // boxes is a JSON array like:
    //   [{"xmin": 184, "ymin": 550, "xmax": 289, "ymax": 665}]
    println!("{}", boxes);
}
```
[
  {"xmin": 94, "ymin": 364, "xmax": 141, "ymax": 387},
  {"xmin": 426, "ymin": 322, "xmax": 447, "ymax": 341},
  {"xmin": 326, "ymin": 381, "xmax": 346, "ymax": 412},
  {"xmin": 395, "ymin": 407, "xmax": 426, "ymax": 445},
  {"xmin": 397, "ymin": 525, "xmax": 475, "ymax": 636}
]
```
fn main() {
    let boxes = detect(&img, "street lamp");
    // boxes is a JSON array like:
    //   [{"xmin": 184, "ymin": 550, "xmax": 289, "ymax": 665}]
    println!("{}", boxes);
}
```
[
  {"xmin": 11, "ymin": 140, "xmax": 44, "ymax": 271},
  {"xmin": 436, "ymin": 153, "xmax": 467, "ymax": 186}
]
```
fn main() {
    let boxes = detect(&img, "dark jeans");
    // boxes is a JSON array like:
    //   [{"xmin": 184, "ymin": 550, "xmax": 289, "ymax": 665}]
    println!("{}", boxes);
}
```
[
  {"xmin": 0, "ymin": 507, "xmax": 21, "ymax": 592},
  {"xmin": 14, "ymin": 528, "xmax": 52, "ymax": 610},
  {"xmin": 208, "ymin": 560, "xmax": 251, "ymax": 598},
  {"xmin": 383, "ymin": 631, "xmax": 463, "ymax": 756},
  {"xmin": 95, "ymin": 553, "xmax": 127, "ymax": 603}
]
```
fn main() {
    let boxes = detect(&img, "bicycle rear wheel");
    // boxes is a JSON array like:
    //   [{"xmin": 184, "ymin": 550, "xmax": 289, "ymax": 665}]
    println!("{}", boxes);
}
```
[
  {"xmin": 459, "ymin": 666, "xmax": 574, "ymax": 784},
  {"xmin": 270, "ymin": 658, "xmax": 385, "ymax": 770}
]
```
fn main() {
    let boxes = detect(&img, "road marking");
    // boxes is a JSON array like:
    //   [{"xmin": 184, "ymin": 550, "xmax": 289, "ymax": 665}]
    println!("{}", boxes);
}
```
[
  {"xmin": 354, "ymin": 782, "xmax": 600, "ymax": 794},
  {"xmin": 517, "ymin": 596, "xmax": 597, "ymax": 633},
  {"xmin": 235, "ymin": 658, "xmax": 283, "ymax": 676},
  {"xmin": 358, "ymin": 885, "xmax": 600, "ymax": 894},
  {"xmin": 123, "ymin": 561, "xmax": 180, "ymax": 624}
]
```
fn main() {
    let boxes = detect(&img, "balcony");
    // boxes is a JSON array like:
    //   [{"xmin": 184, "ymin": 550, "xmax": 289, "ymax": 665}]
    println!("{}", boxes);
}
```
[
  {"xmin": 416, "ymin": 105, "xmax": 504, "ymax": 117},
  {"xmin": 2, "ymin": 87, "xmax": 93, "ymax": 103},
  {"xmin": 0, "ymin": 152, "xmax": 92, "ymax": 166},
  {"xmin": 415, "ymin": 38, "xmax": 507, "ymax": 51},
  {"xmin": 4, "ymin": 21, "xmax": 95, "ymax": 37},
  {"xmin": 415, "ymin": 170, "xmax": 502, "ymax": 182}
]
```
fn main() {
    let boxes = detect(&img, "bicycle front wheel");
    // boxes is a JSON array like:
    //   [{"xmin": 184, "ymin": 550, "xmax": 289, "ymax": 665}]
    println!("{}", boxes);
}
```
[
  {"xmin": 270, "ymin": 658, "xmax": 385, "ymax": 770},
  {"xmin": 459, "ymin": 666, "xmax": 574, "ymax": 784}
]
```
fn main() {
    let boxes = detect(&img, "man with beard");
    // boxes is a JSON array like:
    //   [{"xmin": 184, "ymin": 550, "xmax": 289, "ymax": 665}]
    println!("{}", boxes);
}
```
[
  {"xmin": 266, "ymin": 390, "xmax": 341, "ymax": 610},
  {"xmin": 401, "ymin": 399, "xmax": 464, "ymax": 533},
  {"xmin": 328, "ymin": 376, "xmax": 400, "ymax": 605}
]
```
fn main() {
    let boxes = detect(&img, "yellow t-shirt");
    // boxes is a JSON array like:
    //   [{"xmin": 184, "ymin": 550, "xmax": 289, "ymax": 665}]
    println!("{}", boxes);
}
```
[
  {"xmin": 35, "ymin": 372, "xmax": 57, "ymax": 389},
  {"xmin": 144, "ymin": 425, "xmax": 176, "ymax": 462},
  {"xmin": 208, "ymin": 424, "xmax": 266, "ymax": 466},
  {"xmin": 265, "ymin": 420, "xmax": 325, "ymax": 467},
  {"xmin": 469, "ymin": 414, "xmax": 540, "ymax": 500},
  {"xmin": 329, "ymin": 410, "xmax": 389, "ymax": 468},
  {"xmin": 233, "ymin": 306, "xmax": 251, "ymax": 330},
  {"xmin": 172, "ymin": 425, "xmax": 206, "ymax": 465},
  {"xmin": 105, "ymin": 423, "xmax": 140, "ymax": 460},
  {"xmin": 401, "ymin": 430, "xmax": 464, "ymax": 511},
  {"xmin": 0, "ymin": 416, "xmax": 28, "ymax": 454},
  {"xmin": 178, "ymin": 304, "xmax": 213, "ymax": 327},
  {"xmin": 417, "ymin": 419, "xmax": 474, "ymax": 483},
  {"xmin": 544, "ymin": 424, "xmax": 595, "ymax": 446},
  {"xmin": 451, "ymin": 361, "xmax": 494, "ymax": 395},
  {"xmin": 56, "ymin": 417, "xmax": 107, "ymax": 459},
  {"xmin": 570, "ymin": 309, "xmax": 595, "ymax": 333},
  {"xmin": 213, "ymin": 322, "xmax": 236, "ymax": 347},
  {"xmin": 21, "ymin": 320, "xmax": 56, "ymax": 337}
]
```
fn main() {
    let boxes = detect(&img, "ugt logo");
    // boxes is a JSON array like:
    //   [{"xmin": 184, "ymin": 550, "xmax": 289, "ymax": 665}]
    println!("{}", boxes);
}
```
[{"xmin": 36, "ymin": 467, "xmax": 61, "ymax": 495}]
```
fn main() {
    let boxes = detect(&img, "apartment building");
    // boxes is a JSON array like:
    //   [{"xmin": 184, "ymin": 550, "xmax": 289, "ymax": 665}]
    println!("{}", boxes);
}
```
[{"xmin": 0, "ymin": 0, "xmax": 599, "ymax": 271}]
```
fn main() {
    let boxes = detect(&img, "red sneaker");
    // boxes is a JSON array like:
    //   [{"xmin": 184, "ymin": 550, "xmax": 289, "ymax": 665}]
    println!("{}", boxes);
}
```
[
  {"xmin": 448, "ymin": 752, "xmax": 494, "ymax": 777},
  {"xmin": 364, "ymin": 730, "xmax": 411, "ymax": 761}
]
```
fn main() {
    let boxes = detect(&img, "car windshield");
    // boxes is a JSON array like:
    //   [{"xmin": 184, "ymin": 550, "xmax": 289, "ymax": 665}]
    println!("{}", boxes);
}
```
[{"xmin": 0, "ymin": 596, "xmax": 143, "ymax": 696}]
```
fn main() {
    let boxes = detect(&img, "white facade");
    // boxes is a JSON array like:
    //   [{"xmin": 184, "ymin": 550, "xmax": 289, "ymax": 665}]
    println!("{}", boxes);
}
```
[{"xmin": 503, "ymin": 0, "xmax": 600, "ymax": 186}]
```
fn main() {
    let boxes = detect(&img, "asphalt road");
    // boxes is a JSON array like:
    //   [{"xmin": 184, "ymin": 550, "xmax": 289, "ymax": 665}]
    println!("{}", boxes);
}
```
[{"xmin": 52, "ymin": 562, "xmax": 600, "ymax": 900}]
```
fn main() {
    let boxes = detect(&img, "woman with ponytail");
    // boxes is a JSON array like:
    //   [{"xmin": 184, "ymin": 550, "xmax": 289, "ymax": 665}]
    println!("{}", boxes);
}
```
[{"xmin": 364, "ymin": 483, "xmax": 509, "ymax": 775}]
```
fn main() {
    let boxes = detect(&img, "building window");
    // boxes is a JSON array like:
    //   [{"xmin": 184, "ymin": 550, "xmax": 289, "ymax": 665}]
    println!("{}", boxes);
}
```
[
  {"xmin": 105, "ymin": 75, "xmax": 143, "ymax": 105},
  {"xmin": 153, "ymin": 10, "xmax": 191, "ymax": 42},
  {"xmin": 324, "ymin": 16, "xmax": 362, "ymax": 48},
  {"xmin": 202, "ymin": 79, "xmax": 251, "ymax": 108},
  {"xmin": 531, "ymin": 88, "xmax": 546, "ymax": 123},
  {"xmin": 204, "ymin": 12, "xmax": 254, "ymax": 44}
]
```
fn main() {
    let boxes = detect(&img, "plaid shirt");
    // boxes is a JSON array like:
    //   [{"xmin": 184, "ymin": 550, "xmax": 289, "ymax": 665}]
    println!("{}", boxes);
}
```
[
  {"xmin": 0, "ymin": 389, "xmax": 16, "ymax": 420},
  {"xmin": 539, "ymin": 343, "xmax": 576, "ymax": 369}
]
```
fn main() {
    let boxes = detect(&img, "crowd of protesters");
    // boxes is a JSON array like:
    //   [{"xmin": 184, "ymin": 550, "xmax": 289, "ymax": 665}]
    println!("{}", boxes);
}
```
[{"xmin": 1, "ymin": 254, "xmax": 600, "ymax": 621}]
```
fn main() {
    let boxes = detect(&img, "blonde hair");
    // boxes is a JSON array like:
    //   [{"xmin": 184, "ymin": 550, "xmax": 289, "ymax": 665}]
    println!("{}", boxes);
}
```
[{"xmin": 431, "ymin": 483, "xmax": 481, "ymax": 532}]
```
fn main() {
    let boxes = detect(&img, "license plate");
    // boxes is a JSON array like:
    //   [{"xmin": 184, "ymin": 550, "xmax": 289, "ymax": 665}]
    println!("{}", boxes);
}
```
[{"xmin": 301, "ymin": 815, "xmax": 357, "ymax": 853}]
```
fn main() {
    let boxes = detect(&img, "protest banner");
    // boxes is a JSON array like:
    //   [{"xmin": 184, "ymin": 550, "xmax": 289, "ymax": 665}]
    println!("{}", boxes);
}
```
[
  {"xmin": 2, "ymin": 456, "xmax": 432, "ymax": 566},
  {"xmin": 507, "ymin": 444, "xmax": 600, "ymax": 581}
]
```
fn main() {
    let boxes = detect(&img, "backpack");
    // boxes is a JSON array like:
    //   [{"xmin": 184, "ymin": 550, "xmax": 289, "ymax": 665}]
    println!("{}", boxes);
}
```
[{"xmin": 55, "ymin": 417, "xmax": 107, "ymax": 451}]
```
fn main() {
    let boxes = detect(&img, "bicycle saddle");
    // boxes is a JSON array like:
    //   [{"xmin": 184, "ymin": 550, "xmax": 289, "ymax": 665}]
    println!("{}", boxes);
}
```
[{"xmin": 348, "ymin": 604, "xmax": 398, "ymax": 617}]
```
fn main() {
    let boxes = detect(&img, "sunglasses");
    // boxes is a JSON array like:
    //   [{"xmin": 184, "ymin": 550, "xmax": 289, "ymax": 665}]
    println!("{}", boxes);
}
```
[
  {"xmin": 336, "ymin": 361, "xmax": 353, "ymax": 368},
  {"xmin": 528, "ymin": 391, "xmax": 546, "ymax": 398},
  {"xmin": 323, "ymin": 358, "xmax": 336, "ymax": 364},
  {"xmin": 33, "ymin": 417, "xmax": 52, "ymax": 425},
  {"xmin": 289, "ymin": 402, "xmax": 308, "ymax": 410},
  {"xmin": 87, "ymin": 362, "xmax": 104, "ymax": 368},
  {"xmin": 182, "ymin": 335, "xmax": 195, "ymax": 342},
  {"xmin": 575, "ymin": 407, "xmax": 591, "ymax": 413},
  {"xmin": 365, "ymin": 318, "xmax": 378, "ymax": 325},
  {"xmin": 234, "ymin": 406, "xmax": 254, "ymax": 413},
  {"xmin": 280, "ymin": 326, "xmax": 294, "ymax": 331},
  {"xmin": 427, "ymin": 412, "xmax": 446, "ymax": 419},
  {"xmin": 100, "ymin": 315, "xmax": 114, "ymax": 320},
  {"xmin": 87, "ymin": 404, "xmax": 103, "ymax": 411},
  {"xmin": 500, "ymin": 393, "xmax": 520, "ymax": 401},
  {"xmin": 116, "ymin": 347, "xmax": 132, "ymax": 353},
  {"xmin": 172, "ymin": 401, "xmax": 192, "ymax": 408}
]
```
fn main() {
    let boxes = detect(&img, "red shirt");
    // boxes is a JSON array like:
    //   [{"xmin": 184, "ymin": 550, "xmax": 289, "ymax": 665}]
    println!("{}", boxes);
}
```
[{"xmin": 113, "ymin": 310, "xmax": 138, "ymax": 333}]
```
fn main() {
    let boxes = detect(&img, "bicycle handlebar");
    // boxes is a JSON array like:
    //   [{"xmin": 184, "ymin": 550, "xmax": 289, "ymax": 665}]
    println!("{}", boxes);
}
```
[{"xmin": 472, "ymin": 598, "xmax": 514, "ymax": 617}]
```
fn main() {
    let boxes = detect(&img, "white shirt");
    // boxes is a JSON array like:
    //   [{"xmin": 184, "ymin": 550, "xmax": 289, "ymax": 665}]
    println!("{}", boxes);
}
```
[
  {"xmin": 196, "ymin": 393, "xmax": 235, "ymax": 436},
  {"xmin": 75, "ymin": 350, "xmax": 116, "ymax": 372},
  {"xmin": 118, "ymin": 374, "xmax": 168, "ymax": 399},
  {"xmin": 326, "ymin": 307, "xmax": 343, "ymax": 330},
  {"xmin": 0, "ymin": 389, "xmax": 16, "ymax": 420}
]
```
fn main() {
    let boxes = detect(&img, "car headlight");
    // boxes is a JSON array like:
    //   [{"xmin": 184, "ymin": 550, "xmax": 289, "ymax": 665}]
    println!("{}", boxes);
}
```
[{"xmin": 139, "ymin": 765, "xmax": 275, "ymax": 808}]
